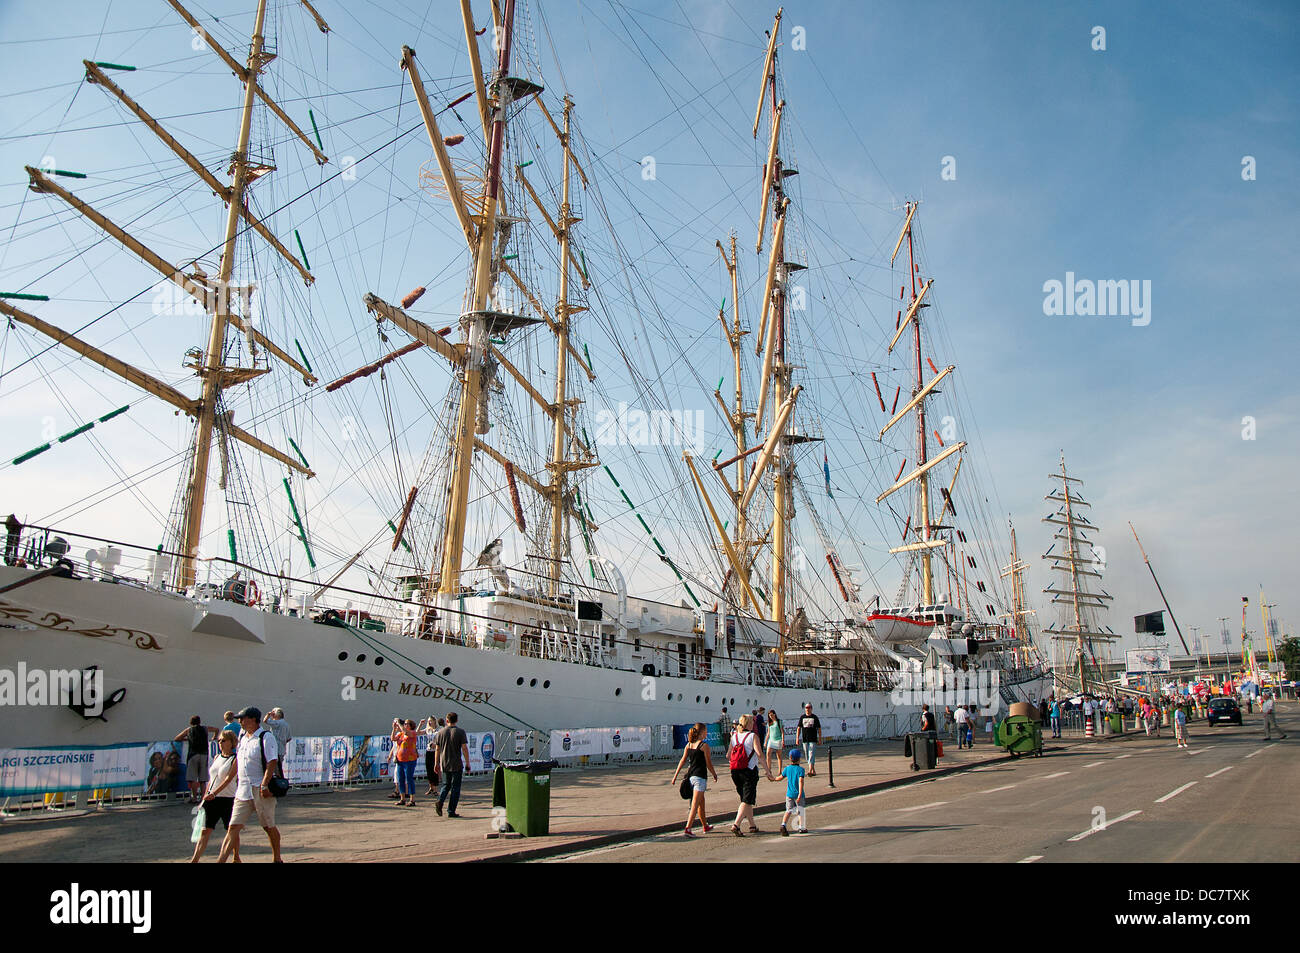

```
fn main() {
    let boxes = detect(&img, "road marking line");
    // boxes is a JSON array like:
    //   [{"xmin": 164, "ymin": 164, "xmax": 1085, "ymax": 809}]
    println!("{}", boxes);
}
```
[
  {"xmin": 1245, "ymin": 749, "xmax": 1264, "ymax": 759},
  {"xmin": 1018, "ymin": 855, "xmax": 1043, "ymax": 863},
  {"xmin": 1185, "ymin": 748, "xmax": 1205, "ymax": 756},
  {"xmin": 1032, "ymin": 771, "xmax": 1069, "ymax": 781},
  {"xmin": 1068, "ymin": 809, "xmax": 1142, "ymax": 842},
  {"xmin": 978, "ymin": 784, "xmax": 1016, "ymax": 795},
  {"xmin": 1155, "ymin": 781, "xmax": 1198, "ymax": 803},
  {"xmin": 1083, "ymin": 761, "xmax": 1106, "ymax": 768},
  {"xmin": 1114, "ymin": 754, "xmax": 1132, "ymax": 760},
  {"xmin": 1205, "ymin": 766, "xmax": 1233, "ymax": 779},
  {"xmin": 897, "ymin": 800, "xmax": 948, "ymax": 812}
]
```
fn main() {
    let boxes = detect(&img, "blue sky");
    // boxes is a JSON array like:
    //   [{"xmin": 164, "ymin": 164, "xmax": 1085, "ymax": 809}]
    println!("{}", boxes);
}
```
[{"xmin": 0, "ymin": 0, "xmax": 1295, "ymax": 660}]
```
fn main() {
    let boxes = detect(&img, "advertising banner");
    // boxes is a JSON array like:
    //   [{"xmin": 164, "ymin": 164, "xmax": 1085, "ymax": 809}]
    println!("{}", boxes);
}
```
[
  {"xmin": 608, "ymin": 726, "xmax": 651, "ymax": 754},
  {"xmin": 467, "ymin": 731, "xmax": 495, "ymax": 772},
  {"xmin": 1126, "ymin": 648, "xmax": 1171, "ymax": 674},
  {"xmin": 280, "ymin": 736, "xmax": 327, "ymax": 785},
  {"xmin": 821, "ymin": 716, "xmax": 867, "ymax": 740},
  {"xmin": 550, "ymin": 728, "xmax": 602, "ymax": 759},
  {"xmin": 0, "ymin": 743, "xmax": 149, "ymax": 797}
]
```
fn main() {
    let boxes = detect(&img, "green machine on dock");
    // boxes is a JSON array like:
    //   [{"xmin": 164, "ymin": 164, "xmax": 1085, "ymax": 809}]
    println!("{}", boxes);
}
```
[{"xmin": 994, "ymin": 702, "xmax": 1044, "ymax": 758}]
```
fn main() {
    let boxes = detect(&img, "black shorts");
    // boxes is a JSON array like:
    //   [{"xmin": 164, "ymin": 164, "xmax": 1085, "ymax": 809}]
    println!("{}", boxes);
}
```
[
  {"xmin": 731, "ymin": 767, "xmax": 758, "ymax": 805},
  {"xmin": 203, "ymin": 796, "xmax": 235, "ymax": 830}
]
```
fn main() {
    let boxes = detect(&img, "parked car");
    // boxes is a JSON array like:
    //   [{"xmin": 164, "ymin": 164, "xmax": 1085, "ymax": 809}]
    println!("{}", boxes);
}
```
[{"xmin": 1206, "ymin": 696, "xmax": 1243, "ymax": 727}]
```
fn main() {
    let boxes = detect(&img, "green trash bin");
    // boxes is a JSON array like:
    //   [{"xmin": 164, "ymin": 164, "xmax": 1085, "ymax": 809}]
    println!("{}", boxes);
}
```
[
  {"xmin": 1108, "ymin": 712, "xmax": 1123, "ymax": 734},
  {"xmin": 491, "ymin": 760, "xmax": 558, "ymax": 836}
]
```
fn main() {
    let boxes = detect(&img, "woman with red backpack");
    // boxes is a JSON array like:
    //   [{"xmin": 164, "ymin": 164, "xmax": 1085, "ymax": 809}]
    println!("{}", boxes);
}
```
[{"xmin": 728, "ymin": 714, "xmax": 774, "ymax": 836}]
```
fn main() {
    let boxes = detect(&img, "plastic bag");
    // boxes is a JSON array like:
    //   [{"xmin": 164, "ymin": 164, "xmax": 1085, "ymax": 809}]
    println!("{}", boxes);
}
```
[{"xmin": 190, "ymin": 805, "xmax": 205, "ymax": 843}]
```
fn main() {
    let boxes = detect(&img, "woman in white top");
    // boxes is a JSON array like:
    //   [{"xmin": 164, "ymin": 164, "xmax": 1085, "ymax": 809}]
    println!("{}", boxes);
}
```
[
  {"xmin": 728, "ymin": 714, "xmax": 775, "ymax": 836},
  {"xmin": 419, "ymin": 716, "xmax": 442, "ymax": 795},
  {"xmin": 190, "ymin": 730, "xmax": 239, "ymax": 863}
]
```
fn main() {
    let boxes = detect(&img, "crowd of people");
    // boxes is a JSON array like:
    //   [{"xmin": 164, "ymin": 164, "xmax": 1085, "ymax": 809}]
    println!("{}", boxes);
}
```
[
  {"xmin": 668, "ymin": 702, "xmax": 823, "ymax": 838},
  {"xmin": 386, "ymin": 712, "xmax": 470, "ymax": 816},
  {"xmin": 184, "ymin": 706, "xmax": 290, "ymax": 863}
]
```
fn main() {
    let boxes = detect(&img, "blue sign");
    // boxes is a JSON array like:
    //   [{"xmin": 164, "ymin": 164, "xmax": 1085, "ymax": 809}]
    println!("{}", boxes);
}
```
[
  {"xmin": 481, "ymin": 733, "xmax": 495, "ymax": 766},
  {"xmin": 329, "ymin": 739, "xmax": 348, "ymax": 770}
]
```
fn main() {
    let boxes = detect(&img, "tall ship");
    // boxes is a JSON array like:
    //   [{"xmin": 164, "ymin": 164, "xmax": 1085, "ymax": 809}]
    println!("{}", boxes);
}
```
[
  {"xmin": 1040, "ymin": 454, "xmax": 1119, "ymax": 696},
  {"xmin": 1, "ymin": 2, "xmax": 1037, "ymax": 747},
  {"xmin": 863, "ymin": 203, "xmax": 1051, "ymax": 706}
]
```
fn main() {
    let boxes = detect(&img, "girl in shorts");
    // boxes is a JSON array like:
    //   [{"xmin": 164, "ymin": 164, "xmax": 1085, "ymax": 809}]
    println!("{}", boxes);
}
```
[
  {"xmin": 670, "ymin": 722, "xmax": 718, "ymax": 837},
  {"xmin": 190, "ymin": 730, "xmax": 239, "ymax": 863}
]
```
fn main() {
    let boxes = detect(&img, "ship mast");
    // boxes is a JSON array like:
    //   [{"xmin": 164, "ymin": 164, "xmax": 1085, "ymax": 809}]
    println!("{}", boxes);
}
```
[
  {"xmin": 999, "ymin": 523, "xmax": 1035, "ymax": 665},
  {"xmin": 875, "ymin": 203, "xmax": 963, "ymax": 601},
  {"xmin": 8, "ymin": 0, "xmax": 325, "ymax": 589},
  {"xmin": 1041, "ymin": 454, "xmax": 1115, "ymax": 694},
  {"xmin": 714, "ymin": 234, "xmax": 749, "ymax": 550},
  {"xmin": 434, "ymin": 0, "xmax": 516, "ymax": 597},
  {"xmin": 183, "ymin": 0, "xmax": 275, "ymax": 587}
]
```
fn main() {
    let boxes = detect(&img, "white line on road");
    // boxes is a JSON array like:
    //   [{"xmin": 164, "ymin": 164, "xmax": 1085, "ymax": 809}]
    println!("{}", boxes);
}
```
[
  {"xmin": 1083, "ymin": 761, "xmax": 1106, "ymax": 768},
  {"xmin": 1114, "ymin": 754, "xmax": 1132, "ymax": 760},
  {"xmin": 978, "ymin": 784, "xmax": 1017, "ymax": 795},
  {"xmin": 897, "ymin": 800, "xmax": 948, "ymax": 813},
  {"xmin": 1018, "ymin": 855, "xmax": 1043, "ymax": 863},
  {"xmin": 1032, "ymin": 771, "xmax": 1069, "ymax": 781},
  {"xmin": 1155, "ymin": 781, "xmax": 1198, "ymax": 803},
  {"xmin": 1205, "ymin": 765, "xmax": 1234, "ymax": 779},
  {"xmin": 1068, "ymin": 809, "xmax": 1142, "ymax": 842},
  {"xmin": 1245, "ymin": 749, "xmax": 1265, "ymax": 759}
]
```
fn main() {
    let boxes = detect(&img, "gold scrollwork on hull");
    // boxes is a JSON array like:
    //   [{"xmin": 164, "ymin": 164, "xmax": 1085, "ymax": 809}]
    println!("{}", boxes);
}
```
[{"xmin": 0, "ymin": 599, "xmax": 163, "ymax": 652}]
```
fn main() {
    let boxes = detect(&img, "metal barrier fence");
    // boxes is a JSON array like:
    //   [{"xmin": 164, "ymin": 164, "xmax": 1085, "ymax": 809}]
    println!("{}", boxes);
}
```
[{"xmin": 1, "ymin": 713, "xmax": 922, "ymax": 815}]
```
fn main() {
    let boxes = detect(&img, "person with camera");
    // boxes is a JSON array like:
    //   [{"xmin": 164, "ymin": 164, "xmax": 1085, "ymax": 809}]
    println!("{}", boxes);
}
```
[{"xmin": 217, "ymin": 706, "xmax": 284, "ymax": 863}]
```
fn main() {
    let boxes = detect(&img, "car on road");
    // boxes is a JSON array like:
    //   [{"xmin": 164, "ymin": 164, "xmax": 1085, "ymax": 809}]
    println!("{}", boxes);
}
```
[{"xmin": 1206, "ymin": 696, "xmax": 1243, "ymax": 727}]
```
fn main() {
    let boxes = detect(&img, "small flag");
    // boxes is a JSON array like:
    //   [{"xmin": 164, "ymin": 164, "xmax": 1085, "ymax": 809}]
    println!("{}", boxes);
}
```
[{"xmin": 823, "ymin": 452, "xmax": 833, "ymax": 499}]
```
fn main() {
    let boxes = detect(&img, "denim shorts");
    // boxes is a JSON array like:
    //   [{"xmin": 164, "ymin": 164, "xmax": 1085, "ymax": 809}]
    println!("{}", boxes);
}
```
[{"xmin": 689, "ymin": 775, "xmax": 707, "ymax": 793}]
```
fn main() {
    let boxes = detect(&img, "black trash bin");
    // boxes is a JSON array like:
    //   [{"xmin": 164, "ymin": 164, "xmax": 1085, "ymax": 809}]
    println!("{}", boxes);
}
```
[
  {"xmin": 910, "ymin": 732, "xmax": 937, "ymax": 771},
  {"xmin": 491, "ymin": 759, "xmax": 559, "ymax": 836}
]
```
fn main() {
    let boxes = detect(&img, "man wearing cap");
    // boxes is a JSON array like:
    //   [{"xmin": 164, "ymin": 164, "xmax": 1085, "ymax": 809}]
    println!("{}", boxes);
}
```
[{"xmin": 217, "ymin": 706, "xmax": 283, "ymax": 863}]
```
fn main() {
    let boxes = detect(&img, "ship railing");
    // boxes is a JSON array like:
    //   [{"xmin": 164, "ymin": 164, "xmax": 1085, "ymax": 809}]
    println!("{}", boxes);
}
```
[{"xmin": 0, "ymin": 522, "xmax": 443, "ymax": 633}]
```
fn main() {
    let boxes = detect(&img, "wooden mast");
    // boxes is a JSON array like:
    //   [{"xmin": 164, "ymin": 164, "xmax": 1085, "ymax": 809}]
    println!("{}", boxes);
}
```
[
  {"xmin": 547, "ymin": 96, "xmax": 577, "ymax": 597},
  {"xmin": 179, "ymin": 0, "xmax": 272, "ymax": 588},
  {"xmin": 17, "ymin": 0, "xmax": 326, "ymax": 590},
  {"xmin": 901, "ymin": 203, "xmax": 935, "ymax": 605},
  {"xmin": 765, "ymin": 21, "xmax": 790, "ymax": 649},
  {"xmin": 436, "ymin": 0, "xmax": 516, "ymax": 597}
]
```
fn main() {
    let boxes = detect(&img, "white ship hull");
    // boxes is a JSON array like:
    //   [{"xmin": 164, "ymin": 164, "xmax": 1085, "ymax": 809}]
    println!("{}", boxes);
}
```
[{"xmin": 0, "ymin": 567, "xmax": 906, "ymax": 747}]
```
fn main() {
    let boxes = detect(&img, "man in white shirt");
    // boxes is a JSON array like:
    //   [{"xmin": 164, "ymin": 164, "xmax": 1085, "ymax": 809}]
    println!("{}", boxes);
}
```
[
  {"xmin": 953, "ymin": 705, "xmax": 970, "ymax": 749},
  {"xmin": 1262, "ymin": 691, "xmax": 1287, "ymax": 740},
  {"xmin": 217, "ymin": 706, "xmax": 282, "ymax": 863}
]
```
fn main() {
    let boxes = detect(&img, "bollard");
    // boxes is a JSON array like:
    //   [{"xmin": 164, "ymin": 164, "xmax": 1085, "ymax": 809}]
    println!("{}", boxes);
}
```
[{"xmin": 827, "ymin": 747, "xmax": 834, "ymax": 788}]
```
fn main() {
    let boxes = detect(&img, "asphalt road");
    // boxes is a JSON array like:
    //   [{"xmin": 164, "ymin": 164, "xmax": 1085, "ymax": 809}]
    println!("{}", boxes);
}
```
[{"xmin": 543, "ymin": 709, "xmax": 1297, "ymax": 863}]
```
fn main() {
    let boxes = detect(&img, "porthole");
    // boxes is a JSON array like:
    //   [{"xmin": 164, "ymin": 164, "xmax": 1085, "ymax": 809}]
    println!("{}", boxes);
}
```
[
  {"xmin": 667, "ymin": 693, "xmax": 673, "ymax": 701},
  {"xmin": 425, "ymin": 666, "xmax": 435, "ymax": 675},
  {"xmin": 615, "ymin": 687, "xmax": 622, "ymax": 697},
  {"xmin": 696, "ymin": 695, "xmax": 701, "ymax": 703},
  {"xmin": 704, "ymin": 696, "xmax": 710, "ymax": 704},
  {"xmin": 516, "ymin": 677, "xmax": 525, "ymax": 686},
  {"xmin": 375, "ymin": 657, "xmax": 384, "ymax": 665},
  {"xmin": 543, "ymin": 680, "xmax": 551, "ymax": 689},
  {"xmin": 337, "ymin": 651, "xmax": 348, "ymax": 661},
  {"xmin": 442, "ymin": 667, "xmax": 451, "ymax": 676},
  {"xmin": 356, "ymin": 654, "xmax": 366, "ymax": 663},
  {"xmin": 529, "ymin": 678, "xmax": 537, "ymax": 687}
]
